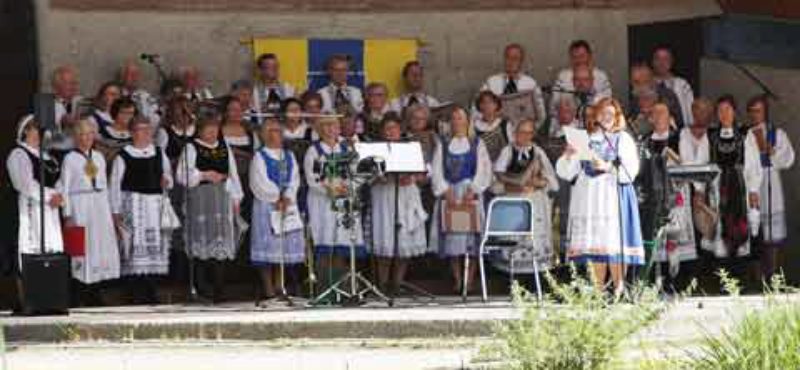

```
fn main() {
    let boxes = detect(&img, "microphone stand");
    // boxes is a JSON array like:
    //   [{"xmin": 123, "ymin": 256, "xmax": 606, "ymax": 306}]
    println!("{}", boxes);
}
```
[{"xmin": 600, "ymin": 128, "xmax": 637, "ymax": 297}]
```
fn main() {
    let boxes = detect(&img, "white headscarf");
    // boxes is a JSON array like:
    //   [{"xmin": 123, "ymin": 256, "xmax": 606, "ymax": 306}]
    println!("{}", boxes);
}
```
[{"xmin": 16, "ymin": 114, "xmax": 34, "ymax": 145}]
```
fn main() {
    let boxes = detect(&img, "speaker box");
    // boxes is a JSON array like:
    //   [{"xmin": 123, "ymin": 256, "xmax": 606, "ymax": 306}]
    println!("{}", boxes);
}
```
[
  {"xmin": 20, "ymin": 253, "xmax": 70, "ymax": 315},
  {"xmin": 33, "ymin": 93, "xmax": 56, "ymax": 131}
]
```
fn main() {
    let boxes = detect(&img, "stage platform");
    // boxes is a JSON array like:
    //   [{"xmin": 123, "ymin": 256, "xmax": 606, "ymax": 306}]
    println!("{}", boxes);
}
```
[{"xmin": 0, "ymin": 294, "xmax": 796, "ymax": 369}]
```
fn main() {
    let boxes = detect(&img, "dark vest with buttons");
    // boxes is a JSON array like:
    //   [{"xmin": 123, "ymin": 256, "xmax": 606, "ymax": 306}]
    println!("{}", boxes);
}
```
[
  {"xmin": 119, "ymin": 148, "xmax": 163, "ymax": 194},
  {"xmin": 195, "ymin": 139, "xmax": 230, "ymax": 178}
]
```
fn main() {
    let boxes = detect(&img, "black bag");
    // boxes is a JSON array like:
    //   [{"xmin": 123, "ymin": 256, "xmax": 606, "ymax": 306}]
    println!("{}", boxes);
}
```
[{"xmin": 20, "ymin": 253, "xmax": 69, "ymax": 315}]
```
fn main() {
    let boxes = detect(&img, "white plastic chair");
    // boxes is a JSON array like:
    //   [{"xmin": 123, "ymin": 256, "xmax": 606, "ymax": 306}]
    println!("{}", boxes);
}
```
[{"xmin": 477, "ymin": 196, "xmax": 543, "ymax": 302}]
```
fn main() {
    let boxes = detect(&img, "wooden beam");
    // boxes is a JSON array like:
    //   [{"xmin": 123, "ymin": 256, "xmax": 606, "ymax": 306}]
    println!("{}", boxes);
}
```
[{"xmin": 50, "ymin": 0, "xmax": 625, "ymax": 13}]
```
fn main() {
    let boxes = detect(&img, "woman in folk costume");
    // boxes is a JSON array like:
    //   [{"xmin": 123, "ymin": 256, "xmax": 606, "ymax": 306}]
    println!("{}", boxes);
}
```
[
  {"xmin": 301, "ymin": 91, "xmax": 326, "ymax": 141},
  {"xmin": 61, "ymin": 120, "xmax": 120, "ymax": 292},
  {"xmin": 222, "ymin": 96, "xmax": 258, "ymax": 223},
  {"xmin": 250, "ymin": 120, "xmax": 304, "ymax": 307},
  {"xmin": 156, "ymin": 96, "xmax": 196, "ymax": 168},
  {"xmin": 282, "ymin": 98, "xmax": 316, "ymax": 217},
  {"xmin": 637, "ymin": 102, "xmax": 696, "ymax": 282},
  {"xmin": 703, "ymin": 95, "xmax": 762, "ymax": 260},
  {"xmin": 430, "ymin": 106, "xmax": 492, "ymax": 294},
  {"xmin": 406, "ymin": 105, "xmax": 440, "ymax": 220},
  {"xmin": 177, "ymin": 117, "xmax": 243, "ymax": 302},
  {"xmin": 555, "ymin": 97, "xmax": 643, "ymax": 297},
  {"xmin": 88, "ymin": 81, "xmax": 122, "ymax": 130},
  {"xmin": 304, "ymin": 117, "xmax": 366, "ymax": 288},
  {"xmin": 357, "ymin": 82, "xmax": 393, "ymax": 141},
  {"xmin": 492, "ymin": 118, "xmax": 558, "ymax": 274},
  {"xmin": 472, "ymin": 91, "xmax": 514, "ymax": 162},
  {"xmin": 109, "ymin": 116, "xmax": 173, "ymax": 304},
  {"xmin": 745, "ymin": 95, "xmax": 795, "ymax": 281},
  {"xmin": 155, "ymin": 96, "xmax": 196, "ymax": 282},
  {"xmin": 5, "ymin": 115, "xmax": 65, "ymax": 306},
  {"xmin": 95, "ymin": 97, "xmax": 136, "ymax": 164},
  {"xmin": 370, "ymin": 116, "xmax": 429, "ymax": 292}
]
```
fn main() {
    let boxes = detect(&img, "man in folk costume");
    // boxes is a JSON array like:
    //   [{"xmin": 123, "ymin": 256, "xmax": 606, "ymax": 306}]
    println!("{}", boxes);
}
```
[
  {"xmin": 627, "ymin": 87, "xmax": 659, "ymax": 138},
  {"xmin": 252, "ymin": 53, "xmax": 295, "ymax": 116},
  {"xmin": 61, "ymin": 120, "xmax": 120, "ymax": 295},
  {"xmin": 318, "ymin": 54, "xmax": 364, "ymax": 115},
  {"xmin": 109, "ymin": 116, "xmax": 173, "ymax": 304},
  {"xmin": 480, "ymin": 43, "xmax": 546, "ymax": 129},
  {"xmin": 370, "ymin": 116, "xmax": 429, "ymax": 293},
  {"xmin": 637, "ymin": 102, "xmax": 696, "ymax": 283},
  {"xmin": 358, "ymin": 82, "xmax": 394, "ymax": 141},
  {"xmin": 249, "ymin": 120, "xmax": 305, "ymax": 307},
  {"xmin": 550, "ymin": 65, "xmax": 606, "ymax": 135},
  {"xmin": 177, "ymin": 117, "xmax": 244, "ymax": 303},
  {"xmin": 429, "ymin": 107, "xmax": 492, "ymax": 294},
  {"xmin": 630, "ymin": 63, "xmax": 684, "ymax": 130},
  {"xmin": 390, "ymin": 61, "xmax": 441, "ymax": 114},
  {"xmin": 5, "ymin": 115, "xmax": 65, "ymax": 307},
  {"xmin": 745, "ymin": 95, "xmax": 795, "ymax": 282},
  {"xmin": 180, "ymin": 66, "xmax": 214, "ymax": 103},
  {"xmin": 118, "ymin": 60, "xmax": 160, "ymax": 128},
  {"xmin": 555, "ymin": 98, "xmax": 644, "ymax": 298},
  {"xmin": 652, "ymin": 46, "xmax": 695, "ymax": 128},
  {"xmin": 492, "ymin": 118, "xmax": 558, "ymax": 274},
  {"xmin": 51, "ymin": 65, "xmax": 82, "ymax": 156},
  {"xmin": 679, "ymin": 98, "xmax": 714, "ymax": 236},
  {"xmin": 472, "ymin": 91, "xmax": 513, "ymax": 162},
  {"xmin": 553, "ymin": 40, "xmax": 612, "ymax": 105}
]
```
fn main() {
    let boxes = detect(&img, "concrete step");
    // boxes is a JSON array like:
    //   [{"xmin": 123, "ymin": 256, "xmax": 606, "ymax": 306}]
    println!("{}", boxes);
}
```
[{"xmin": 0, "ymin": 297, "xmax": 518, "ymax": 344}]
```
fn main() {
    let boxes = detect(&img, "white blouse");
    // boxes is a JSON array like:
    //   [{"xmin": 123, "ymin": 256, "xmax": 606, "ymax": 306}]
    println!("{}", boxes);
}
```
[
  {"xmin": 249, "ymin": 147, "xmax": 300, "ymax": 204},
  {"xmin": 59, "ymin": 149, "xmax": 108, "ymax": 217},
  {"xmin": 6, "ymin": 143, "xmax": 61, "ymax": 202},
  {"xmin": 109, "ymin": 144, "xmax": 173, "ymax": 213},
  {"xmin": 175, "ymin": 139, "xmax": 244, "ymax": 202},
  {"xmin": 430, "ymin": 136, "xmax": 493, "ymax": 197},
  {"xmin": 494, "ymin": 144, "xmax": 559, "ymax": 193}
]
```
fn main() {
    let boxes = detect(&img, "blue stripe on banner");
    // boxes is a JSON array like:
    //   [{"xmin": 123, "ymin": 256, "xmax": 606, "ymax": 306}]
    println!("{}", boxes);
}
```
[{"xmin": 307, "ymin": 39, "xmax": 365, "ymax": 92}]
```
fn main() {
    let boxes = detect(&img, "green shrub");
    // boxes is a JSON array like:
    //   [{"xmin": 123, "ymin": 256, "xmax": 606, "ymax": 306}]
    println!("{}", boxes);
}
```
[
  {"xmin": 683, "ymin": 273, "xmax": 800, "ymax": 370},
  {"xmin": 483, "ymin": 265, "xmax": 664, "ymax": 370}
]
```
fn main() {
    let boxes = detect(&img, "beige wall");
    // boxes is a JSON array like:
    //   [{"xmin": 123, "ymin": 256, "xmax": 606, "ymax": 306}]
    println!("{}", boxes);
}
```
[{"xmin": 34, "ymin": 0, "xmax": 720, "ymax": 107}]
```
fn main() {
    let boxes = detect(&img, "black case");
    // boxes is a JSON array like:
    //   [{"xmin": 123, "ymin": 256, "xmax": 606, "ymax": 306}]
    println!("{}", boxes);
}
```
[{"xmin": 20, "ymin": 253, "xmax": 69, "ymax": 315}]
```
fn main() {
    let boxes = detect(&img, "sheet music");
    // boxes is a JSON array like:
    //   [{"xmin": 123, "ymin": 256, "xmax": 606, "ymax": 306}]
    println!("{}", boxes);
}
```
[
  {"xmin": 562, "ymin": 126, "xmax": 593, "ymax": 161},
  {"xmin": 355, "ymin": 142, "xmax": 425, "ymax": 173}
]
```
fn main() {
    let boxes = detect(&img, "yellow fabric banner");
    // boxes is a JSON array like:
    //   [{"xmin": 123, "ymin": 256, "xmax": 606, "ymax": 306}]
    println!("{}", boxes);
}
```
[
  {"xmin": 364, "ymin": 39, "xmax": 418, "ymax": 99},
  {"xmin": 251, "ymin": 38, "xmax": 308, "ymax": 92}
]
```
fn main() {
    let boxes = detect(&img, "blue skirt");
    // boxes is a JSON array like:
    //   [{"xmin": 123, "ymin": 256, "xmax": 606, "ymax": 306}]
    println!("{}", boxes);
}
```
[{"xmin": 250, "ymin": 199, "xmax": 306, "ymax": 266}]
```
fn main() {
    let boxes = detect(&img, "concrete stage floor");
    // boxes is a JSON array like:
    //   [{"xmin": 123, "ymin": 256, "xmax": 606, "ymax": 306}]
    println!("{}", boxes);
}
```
[{"xmin": 0, "ymin": 294, "xmax": 793, "ymax": 369}]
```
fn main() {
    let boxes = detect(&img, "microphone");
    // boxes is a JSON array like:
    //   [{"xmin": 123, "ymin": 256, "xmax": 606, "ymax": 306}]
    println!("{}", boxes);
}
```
[{"xmin": 140, "ymin": 53, "xmax": 161, "ymax": 63}]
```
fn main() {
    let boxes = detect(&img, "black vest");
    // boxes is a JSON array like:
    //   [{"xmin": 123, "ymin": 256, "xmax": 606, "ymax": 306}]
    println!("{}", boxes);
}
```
[
  {"xmin": 19, "ymin": 146, "xmax": 60, "ymax": 188},
  {"xmin": 507, "ymin": 146, "xmax": 536, "ymax": 175},
  {"xmin": 195, "ymin": 140, "xmax": 229, "ymax": 176},
  {"xmin": 119, "ymin": 148, "xmax": 163, "ymax": 194},
  {"xmin": 164, "ymin": 126, "xmax": 193, "ymax": 160}
]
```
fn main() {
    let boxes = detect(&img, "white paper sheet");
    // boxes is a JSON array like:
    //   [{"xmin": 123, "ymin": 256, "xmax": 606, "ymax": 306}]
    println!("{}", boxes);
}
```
[
  {"xmin": 355, "ymin": 142, "xmax": 425, "ymax": 173},
  {"xmin": 562, "ymin": 126, "xmax": 593, "ymax": 161}
]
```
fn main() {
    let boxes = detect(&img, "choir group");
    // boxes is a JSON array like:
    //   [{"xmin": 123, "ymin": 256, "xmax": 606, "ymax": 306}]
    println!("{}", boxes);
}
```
[{"xmin": 3, "ymin": 40, "xmax": 795, "ymax": 307}]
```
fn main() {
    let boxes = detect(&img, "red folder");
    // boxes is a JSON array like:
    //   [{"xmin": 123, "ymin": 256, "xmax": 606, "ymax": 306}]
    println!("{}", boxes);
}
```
[{"xmin": 62, "ymin": 226, "xmax": 86, "ymax": 257}]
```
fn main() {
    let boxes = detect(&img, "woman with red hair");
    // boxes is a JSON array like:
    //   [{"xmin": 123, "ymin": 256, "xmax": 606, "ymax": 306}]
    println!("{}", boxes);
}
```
[{"xmin": 556, "ymin": 97, "xmax": 643, "ymax": 297}]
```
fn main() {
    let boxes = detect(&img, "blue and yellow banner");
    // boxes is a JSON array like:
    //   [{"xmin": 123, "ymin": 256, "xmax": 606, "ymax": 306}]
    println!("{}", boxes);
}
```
[{"xmin": 252, "ymin": 38, "xmax": 418, "ymax": 99}]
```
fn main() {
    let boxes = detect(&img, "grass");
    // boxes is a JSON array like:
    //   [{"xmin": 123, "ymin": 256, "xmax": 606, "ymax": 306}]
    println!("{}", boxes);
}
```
[{"xmin": 681, "ymin": 272, "xmax": 800, "ymax": 370}]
